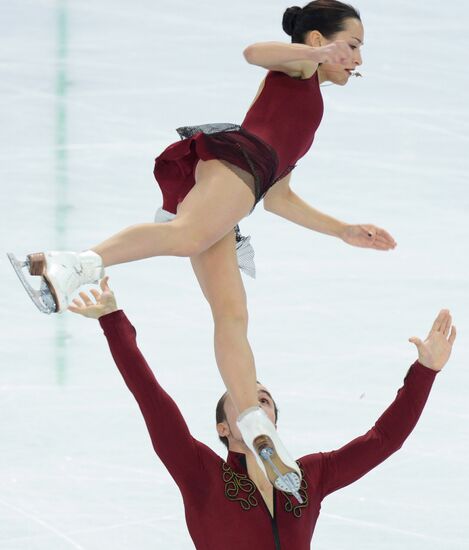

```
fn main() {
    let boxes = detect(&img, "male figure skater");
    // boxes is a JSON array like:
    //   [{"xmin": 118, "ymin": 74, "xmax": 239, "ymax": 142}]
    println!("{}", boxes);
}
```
[{"xmin": 70, "ymin": 278, "xmax": 456, "ymax": 550}]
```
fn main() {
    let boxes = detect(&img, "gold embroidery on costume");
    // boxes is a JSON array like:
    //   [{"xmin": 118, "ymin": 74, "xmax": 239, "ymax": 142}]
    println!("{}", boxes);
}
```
[
  {"xmin": 222, "ymin": 462, "xmax": 258, "ymax": 511},
  {"xmin": 283, "ymin": 464, "xmax": 309, "ymax": 518}
]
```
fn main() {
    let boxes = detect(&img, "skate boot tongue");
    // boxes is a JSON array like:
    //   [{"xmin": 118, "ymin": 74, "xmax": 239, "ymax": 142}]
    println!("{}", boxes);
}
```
[{"xmin": 76, "ymin": 251, "xmax": 105, "ymax": 285}]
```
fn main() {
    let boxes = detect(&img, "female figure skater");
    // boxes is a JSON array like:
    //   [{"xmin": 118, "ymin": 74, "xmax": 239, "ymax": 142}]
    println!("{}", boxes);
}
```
[
  {"xmin": 9, "ymin": 1, "xmax": 396, "ymax": 496},
  {"xmin": 69, "ymin": 279, "xmax": 455, "ymax": 549}
]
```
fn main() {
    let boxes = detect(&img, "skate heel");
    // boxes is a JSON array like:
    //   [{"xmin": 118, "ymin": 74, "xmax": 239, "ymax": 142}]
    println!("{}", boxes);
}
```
[
  {"xmin": 254, "ymin": 435, "xmax": 303, "ymax": 504},
  {"xmin": 7, "ymin": 252, "xmax": 58, "ymax": 314},
  {"xmin": 27, "ymin": 253, "xmax": 46, "ymax": 276}
]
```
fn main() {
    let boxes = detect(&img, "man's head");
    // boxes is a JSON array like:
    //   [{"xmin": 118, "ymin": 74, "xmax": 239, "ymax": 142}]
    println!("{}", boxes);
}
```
[{"xmin": 216, "ymin": 383, "xmax": 279, "ymax": 452}]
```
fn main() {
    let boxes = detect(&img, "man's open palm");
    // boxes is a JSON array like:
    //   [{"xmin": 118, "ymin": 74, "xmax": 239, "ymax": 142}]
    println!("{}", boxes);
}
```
[
  {"xmin": 409, "ymin": 310, "xmax": 456, "ymax": 371},
  {"xmin": 68, "ymin": 276, "xmax": 118, "ymax": 319}
]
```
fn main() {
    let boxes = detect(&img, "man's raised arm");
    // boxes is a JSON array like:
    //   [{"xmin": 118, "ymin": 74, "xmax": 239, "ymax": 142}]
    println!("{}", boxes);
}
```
[
  {"xmin": 300, "ymin": 310, "xmax": 456, "ymax": 497},
  {"xmin": 69, "ymin": 278, "xmax": 216, "ymax": 491}
]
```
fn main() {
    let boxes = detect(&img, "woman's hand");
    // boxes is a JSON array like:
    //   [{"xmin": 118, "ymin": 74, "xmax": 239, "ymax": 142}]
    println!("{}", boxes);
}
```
[
  {"xmin": 341, "ymin": 224, "xmax": 397, "ymax": 250},
  {"xmin": 68, "ymin": 276, "xmax": 118, "ymax": 319},
  {"xmin": 409, "ymin": 310, "xmax": 457, "ymax": 372},
  {"xmin": 312, "ymin": 40, "xmax": 354, "ymax": 66}
]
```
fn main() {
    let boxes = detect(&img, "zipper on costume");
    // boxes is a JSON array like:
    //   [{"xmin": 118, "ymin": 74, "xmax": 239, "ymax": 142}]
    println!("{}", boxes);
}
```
[
  {"xmin": 256, "ymin": 483, "xmax": 281, "ymax": 550},
  {"xmin": 271, "ymin": 495, "xmax": 281, "ymax": 550}
]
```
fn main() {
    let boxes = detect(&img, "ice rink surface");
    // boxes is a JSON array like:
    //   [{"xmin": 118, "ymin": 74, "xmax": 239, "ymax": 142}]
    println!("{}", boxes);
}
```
[{"xmin": 1, "ymin": 0, "xmax": 468, "ymax": 548}]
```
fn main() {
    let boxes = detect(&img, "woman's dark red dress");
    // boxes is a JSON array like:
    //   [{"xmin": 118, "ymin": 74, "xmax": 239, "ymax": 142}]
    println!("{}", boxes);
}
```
[{"xmin": 153, "ymin": 71, "xmax": 324, "ymax": 214}]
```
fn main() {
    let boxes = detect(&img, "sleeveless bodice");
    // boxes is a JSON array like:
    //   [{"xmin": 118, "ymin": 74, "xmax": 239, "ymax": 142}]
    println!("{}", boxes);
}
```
[
  {"xmin": 242, "ymin": 71, "xmax": 324, "ymax": 179},
  {"xmin": 154, "ymin": 70, "xmax": 324, "ymax": 215}
]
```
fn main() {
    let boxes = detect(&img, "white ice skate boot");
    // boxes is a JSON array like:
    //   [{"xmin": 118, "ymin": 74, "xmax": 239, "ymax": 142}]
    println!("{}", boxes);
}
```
[
  {"xmin": 7, "ymin": 250, "xmax": 104, "ymax": 314},
  {"xmin": 237, "ymin": 406, "xmax": 303, "ymax": 503}
]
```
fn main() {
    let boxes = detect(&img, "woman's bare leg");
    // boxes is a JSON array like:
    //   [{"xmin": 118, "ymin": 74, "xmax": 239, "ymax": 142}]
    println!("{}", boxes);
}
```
[
  {"xmin": 92, "ymin": 159, "xmax": 258, "ymax": 410},
  {"xmin": 92, "ymin": 160, "xmax": 255, "ymax": 267},
  {"xmin": 190, "ymin": 230, "xmax": 257, "ymax": 414}
]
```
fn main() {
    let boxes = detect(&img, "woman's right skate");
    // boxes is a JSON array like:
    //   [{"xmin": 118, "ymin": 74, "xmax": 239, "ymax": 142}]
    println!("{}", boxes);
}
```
[{"xmin": 237, "ymin": 406, "xmax": 303, "ymax": 503}]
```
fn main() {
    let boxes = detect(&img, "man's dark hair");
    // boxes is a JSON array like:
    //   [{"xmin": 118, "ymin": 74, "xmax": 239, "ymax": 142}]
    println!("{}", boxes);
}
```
[
  {"xmin": 215, "ymin": 386, "xmax": 279, "ymax": 450},
  {"xmin": 283, "ymin": 0, "xmax": 361, "ymax": 44}
]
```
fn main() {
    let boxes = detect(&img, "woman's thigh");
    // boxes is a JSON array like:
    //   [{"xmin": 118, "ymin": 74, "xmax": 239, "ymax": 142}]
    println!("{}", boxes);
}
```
[
  {"xmin": 174, "ymin": 159, "xmax": 255, "ymax": 253},
  {"xmin": 190, "ymin": 229, "xmax": 248, "ymax": 319}
]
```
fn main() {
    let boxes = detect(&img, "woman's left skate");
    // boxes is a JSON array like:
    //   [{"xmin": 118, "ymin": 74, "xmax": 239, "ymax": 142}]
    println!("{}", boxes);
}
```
[{"xmin": 7, "ymin": 250, "xmax": 104, "ymax": 314}]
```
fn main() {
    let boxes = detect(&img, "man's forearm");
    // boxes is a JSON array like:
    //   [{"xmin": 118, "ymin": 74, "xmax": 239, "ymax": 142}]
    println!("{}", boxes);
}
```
[
  {"xmin": 265, "ymin": 189, "xmax": 348, "ymax": 237},
  {"xmin": 374, "ymin": 362, "xmax": 437, "ymax": 444},
  {"xmin": 318, "ymin": 361, "xmax": 438, "ymax": 497}
]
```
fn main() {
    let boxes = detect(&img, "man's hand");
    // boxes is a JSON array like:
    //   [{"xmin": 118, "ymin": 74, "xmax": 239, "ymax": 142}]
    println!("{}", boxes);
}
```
[
  {"xmin": 68, "ymin": 276, "xmax": 118, "ymax": 319},
  {"xmin": 409, "ymin": 310, "xmax": 457, "ymax": 371},
  {"xmin": 341, "ymin": 224, "xmax": 397, "ymax": 251}
]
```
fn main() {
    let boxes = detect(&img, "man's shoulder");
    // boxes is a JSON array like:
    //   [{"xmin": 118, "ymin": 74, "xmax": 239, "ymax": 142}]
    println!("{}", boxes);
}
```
[
  {"xmin": 297, "ymin": 452, "xmax": 323, "ymax": 473},
  {"xmin": 194, "ymin": 438, "xmax": 225, "ymax": 467}
]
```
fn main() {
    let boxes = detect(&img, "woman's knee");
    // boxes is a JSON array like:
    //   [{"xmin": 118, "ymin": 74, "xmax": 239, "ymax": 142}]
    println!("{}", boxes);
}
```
[
  {"xmin": 175, "ymin": 237, "xmax": 208, "ymax": 258},
  {"xmin": 212, "ymin": 301, "xmax": 249, "ymax": 327},
  {"xmin": 166, "ymin": 221, "xmax": 211, "ymax": 257}
]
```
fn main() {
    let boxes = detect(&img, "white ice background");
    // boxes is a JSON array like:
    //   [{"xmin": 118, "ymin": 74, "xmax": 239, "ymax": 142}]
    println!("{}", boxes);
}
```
[{"xmin": 1, "ymin": 0, "xmax": 468, "ymax": 548}]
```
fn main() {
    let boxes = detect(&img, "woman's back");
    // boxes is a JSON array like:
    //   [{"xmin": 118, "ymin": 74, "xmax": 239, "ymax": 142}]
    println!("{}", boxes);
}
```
[{"xmin": 242, "ymin": 71, "xmax": 324, "ymax": 179}]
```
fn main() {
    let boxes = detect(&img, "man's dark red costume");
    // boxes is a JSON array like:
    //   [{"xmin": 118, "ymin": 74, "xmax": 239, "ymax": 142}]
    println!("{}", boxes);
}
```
[{"xmin": 100, "ymin": 310, "xmax": 437, "ymax": 550}]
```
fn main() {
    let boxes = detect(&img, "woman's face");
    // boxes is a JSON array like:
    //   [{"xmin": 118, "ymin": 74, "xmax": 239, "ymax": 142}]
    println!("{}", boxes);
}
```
[{"xmin": 310, "ymin": 17, "xmax": 364, "ymax": 86}]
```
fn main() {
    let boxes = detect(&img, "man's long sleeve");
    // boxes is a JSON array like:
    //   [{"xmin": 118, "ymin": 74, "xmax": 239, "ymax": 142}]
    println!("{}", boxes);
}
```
[
  {"xmin": 308, "ymin": 362, "xmax": 437, "ymax": 497},
  {"xmin": 99, "ymin": 310, "xmax": 213, "ymax": 491}
]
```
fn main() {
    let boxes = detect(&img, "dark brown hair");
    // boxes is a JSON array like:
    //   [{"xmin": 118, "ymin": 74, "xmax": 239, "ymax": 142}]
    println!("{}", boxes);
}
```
[
  {"xmin": 283, "ymin": 0, "xmax": 361, "ymax": 44},
  {"xmin": 216, "ymin": 387, "xmax": 279, "ymax": 450}
]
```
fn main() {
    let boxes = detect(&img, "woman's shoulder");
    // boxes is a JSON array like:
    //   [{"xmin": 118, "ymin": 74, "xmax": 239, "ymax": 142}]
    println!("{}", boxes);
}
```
[
  {"xmin": 267, "ymin": 64, "xmax": 318, "ymax": 83},
  {"xmin": 266, "ymin": 60, "xmax": 318, "ymax": 81}
]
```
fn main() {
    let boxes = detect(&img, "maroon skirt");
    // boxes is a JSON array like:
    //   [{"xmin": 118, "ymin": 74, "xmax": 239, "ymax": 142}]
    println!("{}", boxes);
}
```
[{"xmin": 153, "ymin": 123, "xmax": 284, "ymax": 215}]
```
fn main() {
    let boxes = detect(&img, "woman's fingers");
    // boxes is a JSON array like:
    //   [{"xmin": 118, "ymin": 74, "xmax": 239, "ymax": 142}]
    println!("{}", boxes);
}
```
[
  {"xmin": 378, "ymin": 228, "xmax": 396, "ymax": 243},
  {"xmin": 323, "ymin": 41, "xmax": 353, "ymax": 65},
  {"xmin": 368, "ymin": 237, "xmax": 393, "ymax": 250},
  {"xmin": 372, "ymin": 228, "xmax": 396, "ymax": 249},
  {"xmin": 359, "ymin": 225, "xmax": 396, "ymax": 247},
  {"xmin": 377, "ymin": 236, "xmax": 396, "ymax": 249}
]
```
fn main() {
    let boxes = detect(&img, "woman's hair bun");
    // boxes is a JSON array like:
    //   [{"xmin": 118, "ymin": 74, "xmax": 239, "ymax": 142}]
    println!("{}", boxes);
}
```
[{"xmin": 282, "ymin": 6, "xmax": 302, "ymax": 37}]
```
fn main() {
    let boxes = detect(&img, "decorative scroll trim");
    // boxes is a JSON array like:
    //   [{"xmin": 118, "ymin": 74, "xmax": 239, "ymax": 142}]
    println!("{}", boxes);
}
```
[
  {"xmin": 221, "ymin": 462, "xmax": 259, "ymax": 512},
  {"xmin": 283, "ymin": 463, "xmax": 309, "ymax": 518},
  {"xmin": 222, "ymin": 461, "xmax": 309, "ymax": 518}
]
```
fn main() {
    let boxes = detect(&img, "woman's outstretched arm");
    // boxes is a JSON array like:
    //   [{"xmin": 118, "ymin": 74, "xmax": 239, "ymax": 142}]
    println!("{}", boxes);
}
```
[{"xmin": 263, "ymin": 174, "xmax": 397, "ymax": 251}]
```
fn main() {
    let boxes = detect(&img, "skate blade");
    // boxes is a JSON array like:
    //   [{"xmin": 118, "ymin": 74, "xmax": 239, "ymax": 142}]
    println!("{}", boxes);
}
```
[
  {"xmin": 7, "ymin": 253, "xmax": 58, "ymax": 314},
  {"xmin": 255, "ymin": 436, "xmax": 303, "ymax": 504}
]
